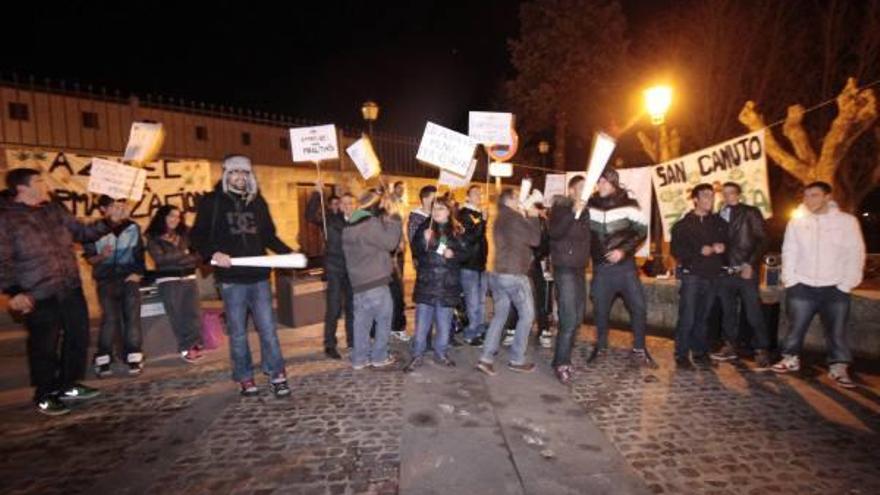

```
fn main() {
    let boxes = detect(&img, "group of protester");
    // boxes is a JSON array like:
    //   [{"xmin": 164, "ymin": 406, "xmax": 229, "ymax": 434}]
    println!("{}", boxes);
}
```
[{"xmin": 0, "ymin": 152, "xmax": 866, "ymax": 416}]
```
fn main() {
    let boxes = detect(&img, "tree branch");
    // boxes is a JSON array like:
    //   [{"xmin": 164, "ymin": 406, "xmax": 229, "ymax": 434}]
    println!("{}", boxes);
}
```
[
  {"xmin": 816, "ymin": 78, "xmax": 878, "ymax": 181},
  {"xmin": 781, "ymin": 105, "xmax": 818, "ymax": 165},
  {"xmin": 739, "ymin": 100, "xmax": 813, "ymax": 182}
]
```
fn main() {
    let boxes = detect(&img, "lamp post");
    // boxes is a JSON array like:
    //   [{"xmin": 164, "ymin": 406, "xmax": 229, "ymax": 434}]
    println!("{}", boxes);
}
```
[
  {"xmin": 361, "ymin": 100, "xmax": 379, "ymax": 138},
  {"xmin": 644, "ymin": 85, "xmax": 674, "ymax": 268},
  {"xmin": 538, "ymin": 140, "xmax": 550, "ymax": 168}
]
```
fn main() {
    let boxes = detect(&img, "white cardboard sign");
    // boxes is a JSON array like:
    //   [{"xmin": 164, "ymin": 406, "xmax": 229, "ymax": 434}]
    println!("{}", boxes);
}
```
[
  {"xmin": 88, "ymin": 158, "xmax": 147, "ymax": 201},
  {"xmin": 123, "ymin": 122, "xmax": 165, "ymax": 164},
  {"xmin": 439, "ymin": 158, "xmax": 477, "ymax": 188},
  {"xmin": 468, "ymin": 111, "xmax": 513, "ymax": 145},
  {"xmin": 543, "ymin": 174, "xmax": 567, "ymax": 204},
  {"xmin": 289, "ymin": 124, "xmax": 339, "ymax": 162},
  {"xmin": 580, "ymin": 132, "xmax": 617, "ymax": 203},
  {"xmin": 346, "ymin": 137, "xmax": 382, "ymax": 180},
  {"xmin": 416, "ymin": 122, "xmax": 478, "ymax": 176}
]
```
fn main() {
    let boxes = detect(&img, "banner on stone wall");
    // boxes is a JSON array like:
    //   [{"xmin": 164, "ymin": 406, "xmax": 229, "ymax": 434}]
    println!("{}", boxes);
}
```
[
  {"xmin": 5, "ymin": 149, "xmax": 212, "ymax": 222},
  {"xmin": 651, "ymin": 130, "xmax": 771, "ymax": 239},
  {"xmin": 616, "ymin": 166, "xmax": 653, "ymax": 258}
]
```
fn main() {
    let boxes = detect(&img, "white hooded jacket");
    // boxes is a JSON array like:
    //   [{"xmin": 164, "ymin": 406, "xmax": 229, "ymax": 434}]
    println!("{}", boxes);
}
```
[{"xmin": 782, "ymin": 201, "xmax": 865, "ymax": 293}]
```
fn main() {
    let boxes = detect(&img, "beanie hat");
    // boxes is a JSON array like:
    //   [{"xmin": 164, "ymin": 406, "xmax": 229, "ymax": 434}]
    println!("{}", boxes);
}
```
[{"xmin": 222, "ymin": 155, "xmax": 258, "ymax": 200}]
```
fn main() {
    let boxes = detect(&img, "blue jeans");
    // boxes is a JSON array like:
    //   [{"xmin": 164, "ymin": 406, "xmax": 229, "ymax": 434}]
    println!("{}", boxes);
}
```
[
  {"xmin": 718, "ymin": 275, "xmax": 769, "ymax": 350},
  {"xmin": 413, "ymin": 303, "xmax": 453, "ymax": 359},
  {"xmin": 352, "ymin": 285, "xmax": 393, "ymax": 367},
  {"xmin": 591, "ymin": 262, "xmax": 647, "ymax": 350},
  {"xmin": 674, "ymin": 274, "xmax": 717, "ymax": 360},
  {"xmin": 220, "ymin": 280, "xmax": 286, "ymax": 382},
  {"xmin": 461, "ymin": 269, "xmax": 488, "ymax": 339},
  {"xmin": 552, "ymin": 267, "xmax": 586, "ymax": 367},
  {"xmin": 782, "ymin": 284, "xmax": 852, "ymax": 364},
  {"xmin": 481, "ymin": 273, "xmax": 534, "ymax": 366}
]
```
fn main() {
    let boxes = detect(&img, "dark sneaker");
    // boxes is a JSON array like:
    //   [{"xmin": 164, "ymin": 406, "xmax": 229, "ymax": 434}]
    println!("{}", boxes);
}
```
[
  {"xmin": 271, "ymin": 380, "xmax": 292, "ymax": 398},
  {"xmin": 476, "ymin": 360, "xmax": 496, "ymax": 376},
  {"xmin": 181, "ymin": 346, "xmax": 203, "ymax": 364},
  {"xmin": 587, "ymin": 347, "xmax": 608, "ymax": 363},
  {"xmin": 435, "ymin": 355, "xmax": 456, "ymax": 367},
  {"xmin": 465, "ymin": 335, "xmax": 485, "ymax": 347},
  {"xmin": 753, "ymin": 350, "xmax": 772, "ymax": 371},
  {"xmin": 692, "ymin": 354, "xmax": 714, "ymax": 368},
  {"xmin": 94, "ymin": 363, "xmax": 112, "ymax": 378},
  {"xmin": 36, "ymin": 395, "xmax": 70, "ymax": 416},
  {"xmin": 59, "ymin": 384, "xmax": 101, "ymax": 401},
  {"xmin": 325, "ymin": 348, "xmax": 343, "ymax": 360},
  {"xmin": 710, "ymin": 345, "xmax": 738, "ymax": 362},
  {"xmin": 555, "ymin": 365, "xmax": 573, "ymax": 384},
  {"xmin": 675, "ymin": 357, "xmax": 694, "ymax": 370},
  {"xmin": 449, "ymin": 335, "xmax": 464, "ymax": 347},
  {"xmin": 128, "ymin": 362, "xmax": 144, "ymax": 376},
  {"xmin": 632, "ymin": 349, "xmax": 659, "ymax": 369},
  {"xmin": 240, "ymin": 379, "xmax": 259, "ymax": 397},
  {"xmin": 404, "ymin": 356, "xmax": 424, "ymax": 373},
  {"xmin": 508, "ymin": 362, "xmax": 537, "ymax": 373}
]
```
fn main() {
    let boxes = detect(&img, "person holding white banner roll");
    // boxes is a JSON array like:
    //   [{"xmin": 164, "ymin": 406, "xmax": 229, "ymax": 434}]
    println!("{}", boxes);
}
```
[
  {"xmin": 191, "ymin": 155, "xmax": 294, "ymax": 398},
  {"xmin": 586, "ymin": 167, "xmax": 655, "ymax": 368}
]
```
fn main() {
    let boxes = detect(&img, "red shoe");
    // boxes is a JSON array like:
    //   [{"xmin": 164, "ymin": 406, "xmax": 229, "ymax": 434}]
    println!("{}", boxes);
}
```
[{"xmin": 181, "ymin": 346, "xmax": 204, "ymax": 364}]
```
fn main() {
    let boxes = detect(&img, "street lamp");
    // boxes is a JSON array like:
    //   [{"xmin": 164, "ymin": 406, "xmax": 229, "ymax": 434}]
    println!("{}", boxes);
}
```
[
  {"xmin": 361, "ymin": 100, "xmax": 379, "ymax": 138},
  {"xmin": 538, "ymin": 140, "xmax": 550, "ymax": 167},
  {"xmin": 644, "ymin": 86, "xmax": 673, "ymax": 125}
]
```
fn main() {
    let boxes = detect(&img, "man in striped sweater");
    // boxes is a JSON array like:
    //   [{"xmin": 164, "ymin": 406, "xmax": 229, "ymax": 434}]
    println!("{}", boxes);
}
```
[{"xmin": 587, "ymin": 167, "xmax": 655, "ymax": 367}]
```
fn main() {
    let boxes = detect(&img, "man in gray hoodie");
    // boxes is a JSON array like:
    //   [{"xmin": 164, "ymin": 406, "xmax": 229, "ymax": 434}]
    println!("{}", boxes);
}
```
[
  {"xmin": 343, "ymin": 190, "xmax": 403, "ymax": 370},
  {"xmin": 477, "ymin": 188, "xmax": 542, "ymax": 376}
]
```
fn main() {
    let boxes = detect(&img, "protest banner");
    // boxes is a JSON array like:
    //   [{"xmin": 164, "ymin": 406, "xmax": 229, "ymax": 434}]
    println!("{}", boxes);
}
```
[
  {"xmin": 468, "ymin": 111, "xmax": 514, "ymax": 146},
  {"xmin": 439, "ymin": 158, "xmax": 477, "ymax": 188},
  {"xmin": 346, "ymin": 136, "xmax": 382, "ymax": 180},
  {"xmin": 416, "ymin": 122, "xmax": 478, "ymax": 176},
  {"xmin": 211, "ymin": 253, "xmax": 308, "ymax": 269},
  {"xmin": 88, "ymin": 158, "xmax": 147, "ymax": 201},
  {"xmin": 123, "ymin": 121, "xmax": 166, "ymax": 164},
  {"xmin": 652, "ymin": 130, "xmax": 770, "ymax": 238},
  {"xmin": 289, "ymin": 124, "xmax": 339, "ymax": 162},
  {"xmin": 543, "ymin": 174, "xmax": 567, "ymax": 204},
  {"xmin": 5, "ymin": 149, "xmax": 212, "ymax": 222}
]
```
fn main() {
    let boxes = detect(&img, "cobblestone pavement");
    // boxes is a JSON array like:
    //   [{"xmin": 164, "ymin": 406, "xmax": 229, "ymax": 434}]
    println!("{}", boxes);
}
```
[
  {"xmin": 1, "ymin": 320, "xmax": 878, "ymax": 494},
  {"xmin": 546, "ymin": 329, "xmax": 880, "ymax": 495}
]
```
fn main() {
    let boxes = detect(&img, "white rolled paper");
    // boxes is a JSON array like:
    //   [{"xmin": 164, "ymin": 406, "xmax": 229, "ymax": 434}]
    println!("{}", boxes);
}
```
[{"xmin": 211, "ymin": 253, "xmax": 308, "ymax": 269}]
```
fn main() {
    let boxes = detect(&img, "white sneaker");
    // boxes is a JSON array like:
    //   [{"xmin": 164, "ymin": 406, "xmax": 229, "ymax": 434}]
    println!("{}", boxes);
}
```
[
  {"xmin": 539, "ymin": 332, "xmax": 553, "ymax": 349},
  {"xmin": 502, "ymin": 329, "xmax": 515, "ymax": 347},
  {"xmin": 771, "ymin": 354, "xmax": 800, "ymax": 374},
  {"xmin": 391, "ymin": 331, "xmax": 411, "ymax": 342},
  {"xmin": 828, "ymin": 363, "xmax": 856, "ymax": 389}
]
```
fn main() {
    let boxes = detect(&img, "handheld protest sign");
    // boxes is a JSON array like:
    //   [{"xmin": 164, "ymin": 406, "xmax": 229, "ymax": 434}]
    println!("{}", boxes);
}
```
[
  {"xmin": 518, "ymin": 177, "xmax": 532, "ymax": 205},
  {"xmin": 575, "ymin": 132, "xmax": 617, "ymax": 219},
  {"xmin": 346, "ymin": 136, "xmax": 382, "ymax": 180},
  {"xmin": 439, "ymin": 158, "xmax": 477, "ymax": 189},
  {"xmin": 468, "ymin": 111, "xmax": 514, "ymax": 146},
  {"xmin": 543, "ymin": 174, "xmax": 567, "ymax": 205},
  {"xmin": 416, "ymin": 122, "xmax": 478, "ymax": 176},
  {"xmin": 88, "ymin": 158, "xmax": 147, "ymax": 201},
  {"xmin": 290, "ymin": 124, "xmax": 339, "ymax": 163},
  {"xmin": 123, "ymin": 122, "xmax": 165, "ymax": 165}
]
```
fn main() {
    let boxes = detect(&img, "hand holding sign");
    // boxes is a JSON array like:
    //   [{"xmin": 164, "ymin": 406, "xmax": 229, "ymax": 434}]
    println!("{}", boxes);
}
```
[
  {"xmin": 88, "ymin": 158, "xmax": 147, "ymax": 201},
  {"xmin": 210, "ymin": 253, "xmax": 308, "ymax": 269}
]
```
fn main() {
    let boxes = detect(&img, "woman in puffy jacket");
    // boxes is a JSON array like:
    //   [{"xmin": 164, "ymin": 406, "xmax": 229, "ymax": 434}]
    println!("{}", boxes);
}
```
[
  {"xmin": 405, "ymin": 197, "xmax": 473, "ymax": 371},
  {"xmin": 146, "ymin": 205, "xmax": 204, "ymax": 363}
]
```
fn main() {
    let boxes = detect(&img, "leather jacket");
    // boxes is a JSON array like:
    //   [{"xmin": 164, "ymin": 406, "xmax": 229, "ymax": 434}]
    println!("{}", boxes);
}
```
[{"xmin": 720, "ymin": 203, "xmax": 765, "ymax": 268}]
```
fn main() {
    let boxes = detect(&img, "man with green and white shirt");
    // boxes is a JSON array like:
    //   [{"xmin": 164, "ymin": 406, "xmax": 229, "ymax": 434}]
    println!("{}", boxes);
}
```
[{"xmin": 587, "ymin": 167, "xmax": 654, "ymax": 367}]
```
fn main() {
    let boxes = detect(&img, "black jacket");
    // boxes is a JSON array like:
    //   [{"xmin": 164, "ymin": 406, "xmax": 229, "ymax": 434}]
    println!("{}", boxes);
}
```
[
  {"xmin": 412, "ymin": 221, "xmax": 472, "ymax": 307},
  {"xmin": 548, "ymin": 197, "xmax": 591, "ymax": 270},
  {"xmin": 457, "ymin": 204, "xmax": 488, "ymax": 272},
  {"xmin": 306, "ymin": 191, "xmax": 348, "ymax": 274},
  {"xmin": 147, "ymin": 232, "xmax": 202, "ymax": 278},
  {"xmin": 588, "ymin": 193, "xmax": 648, "ymax": 267},
  {"xmin": 671, "ymin": 211, "xmax": 727, "ymax": 278},
  {"xmin": 493, "ymin": 205, "xmax": 542, "ymax": 275},
  {"xmin": 190, "ymin": 183, "xmax": 292, "ymax": 284},
  {"xmin": 720, "ymin": 203, "xmax": 765, "ymax": 268}
]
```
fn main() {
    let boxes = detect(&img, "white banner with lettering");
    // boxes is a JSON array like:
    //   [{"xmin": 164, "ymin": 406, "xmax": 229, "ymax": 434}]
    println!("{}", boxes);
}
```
[
  {"xmin": 651, "ymin": 130, "xmax": 771, "ymax": 239},
  {"xmin": 5, "ymin": 149, "xmax": 212, "ymax": 223}
]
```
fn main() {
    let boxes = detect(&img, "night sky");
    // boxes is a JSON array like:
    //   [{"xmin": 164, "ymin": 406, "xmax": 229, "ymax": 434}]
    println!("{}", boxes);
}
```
[{"xmin": 3, "ymin": 1, "xmax": 668, "ymax": 135}]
